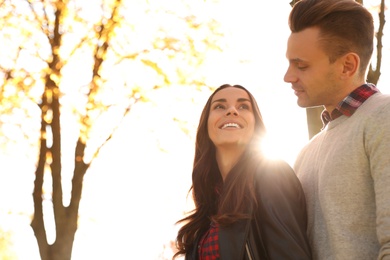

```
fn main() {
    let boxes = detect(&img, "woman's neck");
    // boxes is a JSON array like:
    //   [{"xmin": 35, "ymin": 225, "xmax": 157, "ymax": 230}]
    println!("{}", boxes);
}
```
[{"xmin": 215, "ymin": 146, "xmax": 245, "ymax": 181}]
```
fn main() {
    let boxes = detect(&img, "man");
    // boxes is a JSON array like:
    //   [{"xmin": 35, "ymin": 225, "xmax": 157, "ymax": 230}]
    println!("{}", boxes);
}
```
[{"xmin": 284, "ymin": 0, "xmax": 390, "ymax": 259}]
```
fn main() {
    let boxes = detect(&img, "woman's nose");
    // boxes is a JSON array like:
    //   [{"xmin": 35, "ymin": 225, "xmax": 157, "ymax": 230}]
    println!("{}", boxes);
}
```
[{"xmin": 226, "ymin": 106, "xmax": 238, "ymax": 116}]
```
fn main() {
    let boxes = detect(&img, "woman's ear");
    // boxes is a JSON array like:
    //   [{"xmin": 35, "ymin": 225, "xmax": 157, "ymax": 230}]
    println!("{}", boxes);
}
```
[{"xmin": 341, "ymin": 52, "xmax": 360, "ymax": 79}]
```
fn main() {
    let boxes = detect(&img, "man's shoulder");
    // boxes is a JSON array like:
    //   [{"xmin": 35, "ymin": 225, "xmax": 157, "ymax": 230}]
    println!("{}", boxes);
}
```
[
  {"xmin": 359, "ymin": 92, "xmax": 390, "ymax": 118},
  {"xmin": 365, "ymin": 92, "xmax": 390, "ymax": 108}
]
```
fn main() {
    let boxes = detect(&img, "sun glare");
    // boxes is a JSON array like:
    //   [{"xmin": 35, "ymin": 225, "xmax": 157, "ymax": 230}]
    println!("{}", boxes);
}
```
[
  {"xmin": 261, "ymin": 132, "xmax": 303, "ymax": 166},
  {"xmin": 261, "ymin": 135, "xmax": 285, "ymax": 160}
]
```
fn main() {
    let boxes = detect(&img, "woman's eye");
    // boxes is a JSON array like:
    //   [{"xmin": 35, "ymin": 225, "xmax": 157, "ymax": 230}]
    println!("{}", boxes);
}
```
[
  {"xmin": 214, "ymin": 104, "xmax": 225, "ymax": 109},
  {"xmin": 239, "ymin": 104, "xmax": 250, "ymax": 110}
]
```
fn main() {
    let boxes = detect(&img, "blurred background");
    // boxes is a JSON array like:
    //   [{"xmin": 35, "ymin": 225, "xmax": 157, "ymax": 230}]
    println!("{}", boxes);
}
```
[{"xmin": 0, "ymin": 0, "xmax": 388, "ymax": 259}]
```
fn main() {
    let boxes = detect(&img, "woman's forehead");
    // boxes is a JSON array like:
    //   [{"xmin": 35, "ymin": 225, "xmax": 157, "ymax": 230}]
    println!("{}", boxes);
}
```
[{"xmin": 212, "ymin": 87, "xmax": 250, "ymax": 101}]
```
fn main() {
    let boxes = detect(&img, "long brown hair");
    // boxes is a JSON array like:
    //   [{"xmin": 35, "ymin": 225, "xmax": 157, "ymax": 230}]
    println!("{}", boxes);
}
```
[
  {"xmin": 289, "ymin": 0, "xmax": 374, "ymax": 77},
  {"xmin": 173, "ymin": 84, "xmax": 266, "ymax": 259}
]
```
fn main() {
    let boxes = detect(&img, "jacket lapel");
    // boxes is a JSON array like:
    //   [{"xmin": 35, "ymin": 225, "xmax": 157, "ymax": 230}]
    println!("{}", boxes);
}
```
[{"xmin": 219, "ymin": 219, "xmax": 251, "ymax": 260}]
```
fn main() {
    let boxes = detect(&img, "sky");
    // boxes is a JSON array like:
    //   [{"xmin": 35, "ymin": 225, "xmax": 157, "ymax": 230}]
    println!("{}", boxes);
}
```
[{"xmin": 0, "ymin": 0, "xmax": 389, "ymax": 259}]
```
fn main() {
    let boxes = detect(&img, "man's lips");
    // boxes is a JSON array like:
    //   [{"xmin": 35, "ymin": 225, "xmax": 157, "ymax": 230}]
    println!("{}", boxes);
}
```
[{"xmin": 293, "ymin": 87, "xmax": 305, "ymax": 96}]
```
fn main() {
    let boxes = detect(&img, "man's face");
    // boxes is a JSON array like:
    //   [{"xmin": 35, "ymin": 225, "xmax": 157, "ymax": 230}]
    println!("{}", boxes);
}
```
[{"xmin": 284, "ymin": 27, "xmax": 343, "ymax": 112}]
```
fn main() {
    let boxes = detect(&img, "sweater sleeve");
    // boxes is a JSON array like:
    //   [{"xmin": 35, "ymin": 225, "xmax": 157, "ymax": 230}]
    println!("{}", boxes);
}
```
[
  {"xmin": 254, "ymin": 159, "xmax": 312, "ymax": 259},
  {"xmin": 366, "ymin": 100, "xmax": 390, "ymax": 260}
]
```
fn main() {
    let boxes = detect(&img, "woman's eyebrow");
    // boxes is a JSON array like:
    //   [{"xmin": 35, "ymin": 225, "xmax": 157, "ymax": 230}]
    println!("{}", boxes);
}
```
[
  {"xmin": 211, "ymin": 98, "xmax": 226, "ymax": 104},
  {"xmin": 237, "ymin": 98, "xmax": 251, "ymax": 102},
  {"xmin": 211, "ymin": 98, "xmax": 250, "ymax": 104}
]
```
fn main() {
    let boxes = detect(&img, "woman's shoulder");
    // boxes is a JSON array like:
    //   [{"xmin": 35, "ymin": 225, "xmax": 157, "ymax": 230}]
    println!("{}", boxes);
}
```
[
  {"xmin": 255, "ymin": 158, "xmax": 295, "ymax": 177},
  {"xmin": 253, "ymin": 158, "xmax": 306, "ymax": 205},
  {"xmin": 254, "ymin": 158, "xmax": 300, "ymax": 189}
]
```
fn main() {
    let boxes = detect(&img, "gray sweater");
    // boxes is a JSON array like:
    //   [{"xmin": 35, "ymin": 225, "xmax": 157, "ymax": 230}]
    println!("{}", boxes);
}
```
[{"xmin": 295, "ymin": 92, "xmax": 390, "ymax": 260}]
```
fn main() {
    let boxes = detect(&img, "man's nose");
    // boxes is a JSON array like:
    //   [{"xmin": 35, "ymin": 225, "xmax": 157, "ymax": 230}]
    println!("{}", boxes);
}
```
[{"xmin": 284, "ymin": 66, "xmax": 297, "ymax": 83}]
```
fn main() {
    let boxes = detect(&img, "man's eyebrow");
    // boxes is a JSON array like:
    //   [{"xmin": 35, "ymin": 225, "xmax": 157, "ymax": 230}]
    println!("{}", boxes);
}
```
[{"xmin": 290, "ymin": 58, "xmax": 305, "ymax": 63}]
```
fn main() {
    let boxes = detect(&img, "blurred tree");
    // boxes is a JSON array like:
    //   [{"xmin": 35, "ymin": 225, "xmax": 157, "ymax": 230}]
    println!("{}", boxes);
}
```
[
  {"xmin": 0, "ymin": 0, "xmax": 224, "ymax": 259},
  {"xmin": 289, "ymin": 0, "xmax": 386, "ymax": 139},
  {"xmin": 0, "ymin": 228, "xmax": 17, "ymax": 260}
]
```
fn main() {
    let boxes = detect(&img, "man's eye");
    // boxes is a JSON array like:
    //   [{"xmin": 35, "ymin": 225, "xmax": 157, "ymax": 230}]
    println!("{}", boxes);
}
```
[{"xmin": 297, "ymin": 63, "xmax": 308, "ymax": 70}]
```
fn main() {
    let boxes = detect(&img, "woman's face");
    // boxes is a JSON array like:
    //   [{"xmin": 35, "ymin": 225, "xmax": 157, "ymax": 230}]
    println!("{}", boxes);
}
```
[{"xmin": 207, "ymin": 87, "xmax": 255, "ymax": 149}]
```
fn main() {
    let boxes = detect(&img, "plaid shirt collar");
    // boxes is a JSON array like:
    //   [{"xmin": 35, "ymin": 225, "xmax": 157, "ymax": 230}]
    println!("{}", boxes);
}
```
[{"xmin": 321, "ymin": 83, "xmax": 379, "ymax": 126}]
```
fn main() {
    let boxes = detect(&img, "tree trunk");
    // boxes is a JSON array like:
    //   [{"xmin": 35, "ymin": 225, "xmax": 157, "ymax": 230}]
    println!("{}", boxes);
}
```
[
  {"xmin": 30, "ymin": 0, "xmax": 121, "ymax": 258},
  {"xmin": 30, "ymin": 3, "xmax": 87, "ymax": 259},
  {"xmin": 306, "ymin": 107, "xmax": 324, "ymax": 139},
  {"xmin": 367, "ymin": 0, "xmax": 385, "ymax": 86},
  {"xmin": 31, "ymin": 70, "xmax": 86, "ymax": 260}
]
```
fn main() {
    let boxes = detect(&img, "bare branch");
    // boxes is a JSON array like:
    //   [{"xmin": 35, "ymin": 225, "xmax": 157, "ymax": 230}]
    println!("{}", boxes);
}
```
[{"xmin": 367, "ymin": 0, "xmax": 385, "ymax": 84}]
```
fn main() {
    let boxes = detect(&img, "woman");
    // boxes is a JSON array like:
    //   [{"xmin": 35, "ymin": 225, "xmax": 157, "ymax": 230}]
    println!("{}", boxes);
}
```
[{"xmin": 173, "ymin": 84, "xmax": 312, "ymax": 259}]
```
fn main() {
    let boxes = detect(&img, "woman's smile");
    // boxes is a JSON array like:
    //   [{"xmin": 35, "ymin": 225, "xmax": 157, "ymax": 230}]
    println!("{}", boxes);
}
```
[{"xmin": 208, "ymin": 87, "xmax": 255, "ymax": 149}]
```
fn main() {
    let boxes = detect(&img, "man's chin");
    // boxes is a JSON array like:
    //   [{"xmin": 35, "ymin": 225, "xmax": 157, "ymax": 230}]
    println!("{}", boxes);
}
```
[
  {"xmin": 297, "ymin": 99, "xmax": 322, "ymax": 109},
  {"xmin": 297, "ymin": 100, "xmax": 308, "ymax": 108}
]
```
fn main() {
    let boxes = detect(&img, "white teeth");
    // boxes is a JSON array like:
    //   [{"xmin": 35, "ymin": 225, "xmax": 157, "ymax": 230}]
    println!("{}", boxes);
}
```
[{"xmin": 221, "ymin": 123, "xmax": 240, "ymax": 129}]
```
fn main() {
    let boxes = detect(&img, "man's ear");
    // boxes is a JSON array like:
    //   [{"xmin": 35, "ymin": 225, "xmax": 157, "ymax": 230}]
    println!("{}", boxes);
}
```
[{"xmin": 341, "ymin": 52, "xmax": 360, "ymax": 79}]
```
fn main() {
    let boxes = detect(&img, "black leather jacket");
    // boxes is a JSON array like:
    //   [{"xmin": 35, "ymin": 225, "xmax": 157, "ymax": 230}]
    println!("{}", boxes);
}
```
[{"xmin": 186, "ymin": 160, "xmax": 312, "ymax": 260}]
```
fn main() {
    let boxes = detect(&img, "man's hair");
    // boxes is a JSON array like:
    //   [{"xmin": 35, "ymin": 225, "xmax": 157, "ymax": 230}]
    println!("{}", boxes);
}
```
[{"xmin": 289, "ymin": 0, "xmax": 374, "ymax": 76}]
